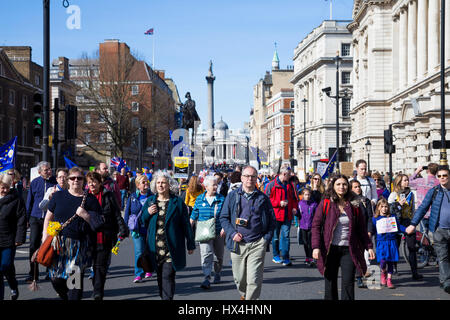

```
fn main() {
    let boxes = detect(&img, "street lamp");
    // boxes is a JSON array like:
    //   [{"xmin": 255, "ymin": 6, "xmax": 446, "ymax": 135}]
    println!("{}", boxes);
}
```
[
  {"xmin": 334, "ymin": 52, "xmax": 342, "ymax": 172},
  {"xmin": 365, "ymin": 139, "xmax": 372, "ymax": 172},
  {"xmin": 440, "ymin": 0, "xmax": 447, "ymax": 166},
  {"xmin": 301, "ymin": 98, "xmax": 308, "ymax": 172}
]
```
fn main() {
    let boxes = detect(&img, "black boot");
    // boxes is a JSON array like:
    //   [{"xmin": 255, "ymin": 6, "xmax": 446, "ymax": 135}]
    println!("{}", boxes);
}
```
[{"xmin": 409, "ymin": 253, "xmax": 423, "ymax": 280}]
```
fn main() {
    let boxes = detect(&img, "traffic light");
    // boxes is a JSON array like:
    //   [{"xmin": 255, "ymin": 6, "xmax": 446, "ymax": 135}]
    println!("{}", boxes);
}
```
[
  {"xmin": 65, "ymin": 105, "xmax": 78, "ymax": 140},
  {"xmin": 384, "ymin": 128, "xmax": 395, "ymax": 154},
  {"xmin": 152, "ymin": 161, "xmax": 155, "ymax": 169},
  {"xmin": 33, "ymin": 93, "xmax": 43, "ymax": 137}
]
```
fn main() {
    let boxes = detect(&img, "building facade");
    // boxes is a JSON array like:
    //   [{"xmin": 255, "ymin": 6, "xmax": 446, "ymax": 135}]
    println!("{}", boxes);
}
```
[
  {"xmin": 68, "ymin": 39, "xmax": 176, "ymax": 170},
  {"xmin": 249, "ymin": 48, "xmax": 294, "ymax": 168},
  {"xmin": 0, "ymin": 46, "xmax": 43, "ymax": 177},
  {"xmin": 291, "ymin": 20, "xmax": 353, "ymax": 171},
  {"xmin": 349, "ymin": 0, "xmax": 450, "ymax": 173}
]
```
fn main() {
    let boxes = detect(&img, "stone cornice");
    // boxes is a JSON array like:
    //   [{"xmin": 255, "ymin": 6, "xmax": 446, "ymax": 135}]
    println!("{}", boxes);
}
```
[{"xmin": 291, "ymin": 57, "xmax": 353, "ymax": 84}]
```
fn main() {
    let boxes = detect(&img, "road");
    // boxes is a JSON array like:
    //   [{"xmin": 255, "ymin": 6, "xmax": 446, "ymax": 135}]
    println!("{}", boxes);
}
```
[{"xmin": 9, "ymin": 226, "xmax": 450, "ymax": 301}]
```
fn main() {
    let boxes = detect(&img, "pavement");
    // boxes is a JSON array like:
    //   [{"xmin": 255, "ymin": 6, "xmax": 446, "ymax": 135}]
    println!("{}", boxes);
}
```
[{"xmin": 6, "ymin": 226, "xmax": 450, "ymax": 301}]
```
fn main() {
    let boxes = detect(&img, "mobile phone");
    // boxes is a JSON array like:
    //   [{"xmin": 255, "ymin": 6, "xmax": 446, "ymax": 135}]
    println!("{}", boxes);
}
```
[
  {"xmin": 400, "ymin": 194, "xmax": 406, "ymax": 201},
  {"xmin": 423, "ymin": 166, "xmax": 428, "ymax": 170}
]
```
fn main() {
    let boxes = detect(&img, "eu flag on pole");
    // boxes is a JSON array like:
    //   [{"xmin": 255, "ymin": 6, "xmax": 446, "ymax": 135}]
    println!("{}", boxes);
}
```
[
  {"xmin": 64, "ymin": 156, "xmax": 78, "ymax": 169},
  {"xmin": 144, "ymin": 28, "xmax": 154, "ymax": 35},
  {"xmin": 321, "ymin": 149, "xmax": 337, "ymax": 180},
  {"xmin": 0, "ymin": 136, "xmax": 17, "ymax": 173}
]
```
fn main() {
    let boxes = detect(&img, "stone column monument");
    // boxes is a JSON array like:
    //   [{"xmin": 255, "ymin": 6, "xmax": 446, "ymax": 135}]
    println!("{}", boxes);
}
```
[{"xmin": 206, "ymin": 60, "xmax": 215, "ymax": 139}]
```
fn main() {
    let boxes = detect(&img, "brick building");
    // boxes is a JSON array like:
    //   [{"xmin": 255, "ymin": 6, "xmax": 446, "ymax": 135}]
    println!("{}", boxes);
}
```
[
  {"xmin": 69, "ymin": 39, "xmax": 177, "ymax": 170},
  {"xmin": 0, "ymin": 46, "xmax": 43, "ymax": 177}
]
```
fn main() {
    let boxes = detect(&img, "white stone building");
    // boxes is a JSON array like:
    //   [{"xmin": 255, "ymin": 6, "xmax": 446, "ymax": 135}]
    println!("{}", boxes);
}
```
[
  {"xmin": 291, "ymin": 20, "xmax": 353, "ymax": 170},
  {"xmin": 195, "ymin": 119, "xmax": 251, "ymax": 167},
  {"xmin": 349, "ymin": 0, "xmax": 450, "ymax": 174}
]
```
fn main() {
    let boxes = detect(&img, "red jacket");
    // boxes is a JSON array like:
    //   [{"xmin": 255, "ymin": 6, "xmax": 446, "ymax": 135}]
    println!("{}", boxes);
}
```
[{"xmin": 266, "ymin": 177, "xmax": 298, "ymax": 222}]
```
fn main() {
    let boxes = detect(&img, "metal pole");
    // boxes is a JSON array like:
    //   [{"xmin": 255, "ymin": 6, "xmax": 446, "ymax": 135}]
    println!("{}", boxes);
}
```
[
  {"xmin": 440, "ymin": 0, "xmax": 447, "ymax": 165},
  {"xmin": 42, "ymin": 0, "xmax": 50, "ymax": 162},
  {"xmin": 138, "ymin": 127, "xmax": 143, "ymax": 170},
  {"xmin": 302, "ymin": 98, "xmax": 307, "ymax": 172},
  {"xmin": 335, "ymin": 53, "xmax": 340, "ymax": 172},
  {"xmin": 52, "ymin": 98, "xmax": 59, "ymax": 169},
  {"xmin": 389, "ymin": 124, "xmax": 393, "ymax": 189}
]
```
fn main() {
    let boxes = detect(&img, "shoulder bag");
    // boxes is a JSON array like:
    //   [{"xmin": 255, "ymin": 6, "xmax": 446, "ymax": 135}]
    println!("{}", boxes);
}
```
[
  {"xmin": 32, "ymin": 192, "xmax": 87, "ymax": 267},
  {"xmin": 195, "ymin": 202, "xmax": 218, "ymax": 242}
]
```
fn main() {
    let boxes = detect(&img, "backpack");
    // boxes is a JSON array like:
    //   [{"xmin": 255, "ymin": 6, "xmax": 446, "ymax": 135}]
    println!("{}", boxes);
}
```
[{"xmin": 321, "ymin": 198, "xmax": 359, "ymax": 233}]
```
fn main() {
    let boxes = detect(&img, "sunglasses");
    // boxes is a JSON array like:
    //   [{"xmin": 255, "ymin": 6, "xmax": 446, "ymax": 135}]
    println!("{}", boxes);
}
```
[
  {"xmin": 437, "ymin": 174, "xmax": 449, "ymax": 178},
  {"xmin": 68, "ymin": 176, "xmax": 84, "ymax": 181}
]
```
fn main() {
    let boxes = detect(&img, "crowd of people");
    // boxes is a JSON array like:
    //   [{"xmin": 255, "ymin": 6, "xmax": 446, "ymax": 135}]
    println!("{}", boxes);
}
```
[{"xmin": 0, "ymin": 159, "xmax": 449, "ymax": 301}]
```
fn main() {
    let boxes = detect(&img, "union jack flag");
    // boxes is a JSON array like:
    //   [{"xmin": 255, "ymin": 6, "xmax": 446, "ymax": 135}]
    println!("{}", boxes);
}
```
[
  {"xmin": 144, "ymin": 28, "xmax": 154, "ymax": 35},
  {"xmin": 110, "ymin": 156, "xmax": 121, "ymax": 168}
]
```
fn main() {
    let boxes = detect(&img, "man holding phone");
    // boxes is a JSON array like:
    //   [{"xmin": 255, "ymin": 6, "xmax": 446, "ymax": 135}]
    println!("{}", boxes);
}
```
[{"xmin": 409, "ymin": 163, "xmax": 439, "ymax": 230}]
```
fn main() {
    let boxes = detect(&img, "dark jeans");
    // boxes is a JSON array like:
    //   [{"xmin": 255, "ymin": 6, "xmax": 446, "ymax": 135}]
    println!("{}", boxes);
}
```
[
  {"xmin": 157, "ymin": 262, "xmax": 176, "ymax": 300},
  {"xmin": 92, "ymin": 240, "xmax": 114, "ymax": 299},
  {"xmin": 0, "ymin": 246, "xmax": 16, "ymax": 300},
  {"xmin": 324, "ymin": 245, "xmax": 356, "ymax": 300},
  {"xmin": 400, "ymin": 218, "xmax": 419, "ymax": 275},
  {"xmin": 29, "ymin": 216, "xmax": 45, "ymax": 279},
  {"xmin": 51, "ymin": 272, "xmax": 85, "ymax": 300},
  {"xmin": 433, "ymin": 227, "xmax": 450, "ymax": 287},
  {"xmin": 301, "ymin": 229, "xmax": 312, "ymax": 259}
]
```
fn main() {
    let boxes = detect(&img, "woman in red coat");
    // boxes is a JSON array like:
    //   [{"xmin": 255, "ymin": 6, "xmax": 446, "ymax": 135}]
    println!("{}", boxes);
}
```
[{"xmin": 311, "ymin": 174, "xmax": 375, "ymax": 300}]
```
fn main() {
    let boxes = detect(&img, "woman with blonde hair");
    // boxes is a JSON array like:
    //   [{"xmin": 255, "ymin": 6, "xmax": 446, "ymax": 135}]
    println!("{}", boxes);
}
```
[
  {"xmin": 388, "ymin": 174, "xmax": 422, "ymax": 280},
  {"xmin": 124, "ymin": 174, "xmax": 153, "ymax": 283},
  {"xmin": 185, "ymin": 175, "xmax": 204, "ymax": 212},
  {"xmin": 310, "ymin": 173, "xmax": 325, "ymax": 204},
  {"xmin": 0, "ymin": 174, "xmax": 26, "ymax": 300}
]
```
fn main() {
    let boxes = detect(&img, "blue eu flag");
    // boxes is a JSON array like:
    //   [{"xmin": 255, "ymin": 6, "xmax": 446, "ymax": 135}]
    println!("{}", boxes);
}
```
[
  {"xmin": 64, "ymin": 156, "xmax": 78, "ymax": 169},
  {"xmin": 0, "ymin": 136, "xmax": 17, "ymax": 173},
  {"xmin": 321, "ymin": 149, "xmax": 337, "ymax": 180}
]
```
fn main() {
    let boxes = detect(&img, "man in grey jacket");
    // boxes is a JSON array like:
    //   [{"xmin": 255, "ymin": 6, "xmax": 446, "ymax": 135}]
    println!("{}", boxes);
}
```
[{"xmin": 219, "ymin": 165, "xmax": 275, "ymax": 300}]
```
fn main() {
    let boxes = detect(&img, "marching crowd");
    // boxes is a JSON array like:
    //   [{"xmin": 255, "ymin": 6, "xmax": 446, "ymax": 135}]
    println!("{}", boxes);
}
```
[{"xmin": 0, "ymin": 159, "xmax": 449, "ymax": 301}]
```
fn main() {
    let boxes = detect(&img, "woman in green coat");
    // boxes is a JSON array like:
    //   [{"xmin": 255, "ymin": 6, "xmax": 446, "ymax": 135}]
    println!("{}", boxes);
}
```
[{"xmin": 140, "ymin": 171, "xmax": 195, "ymax": 300}]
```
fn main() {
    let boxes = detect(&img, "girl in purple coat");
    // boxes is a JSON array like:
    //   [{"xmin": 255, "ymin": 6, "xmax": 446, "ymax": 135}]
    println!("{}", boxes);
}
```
[{"xmin": 297, "ymin": 188, "xmax": 318, "ymax": 266}]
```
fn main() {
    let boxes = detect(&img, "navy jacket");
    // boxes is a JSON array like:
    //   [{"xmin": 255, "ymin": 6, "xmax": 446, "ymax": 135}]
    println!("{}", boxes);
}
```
[
  {"xmin": 219, "ymin": 186, "xmax": 275, "ymax": 253},
  {"xmin": 26, "ymin": 176, "xmax": 57, "ymax": 220}
]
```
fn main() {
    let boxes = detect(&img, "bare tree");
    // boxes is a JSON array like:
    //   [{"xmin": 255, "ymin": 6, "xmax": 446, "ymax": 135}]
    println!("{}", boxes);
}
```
[{"xmin": 74, "ymin": 49, "xmax": 171, "ymax": 159}]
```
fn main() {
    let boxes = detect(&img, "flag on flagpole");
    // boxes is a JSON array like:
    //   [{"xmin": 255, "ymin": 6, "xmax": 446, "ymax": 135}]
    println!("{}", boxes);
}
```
[
  {"xmin": 110, "ymin": 156, "xmax": 121, "ymax": 168},
  {"xmin": 0, "ymin": 136, "xmax": 17, "ymax": 173},
  {"xmin": 144, "ymin": 28, "xmax": 154, "ymax": 35},
  {"xmin": 64, "ymin": 156, "xmax": 78, "ymax": 169},
  {"xmin": 321, "ymin": 149, "xmax": 337, "ymax": 180}
]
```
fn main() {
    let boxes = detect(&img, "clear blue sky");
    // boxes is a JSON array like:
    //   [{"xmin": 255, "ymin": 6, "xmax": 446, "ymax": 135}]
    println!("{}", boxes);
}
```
[{"xmin": 1, "ymin": 0, "xmax": 354, "ymax": 130}]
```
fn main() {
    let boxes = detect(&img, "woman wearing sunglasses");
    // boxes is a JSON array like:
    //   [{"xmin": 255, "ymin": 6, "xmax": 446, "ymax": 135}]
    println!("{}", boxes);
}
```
[{"xmin": 41, "ymin": 167, "xmax": 102, "ymax": 300}]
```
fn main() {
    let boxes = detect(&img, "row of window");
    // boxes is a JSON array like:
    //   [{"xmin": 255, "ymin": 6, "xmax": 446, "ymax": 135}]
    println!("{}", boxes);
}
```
[
  {"xmin": 0, "ymin": 86, "xmax": 29, "ymax": 109},
  {"xmin": 83, "ymin": 114, "xmax": 141, "ymax": 128}
]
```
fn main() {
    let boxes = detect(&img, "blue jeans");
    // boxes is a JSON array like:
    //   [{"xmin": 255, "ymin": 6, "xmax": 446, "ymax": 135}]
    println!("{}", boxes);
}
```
[
  {"xmin": 0, "ymin": 247, "xmax": 15, "ymax": 300},
  {"xmin": 272, "ymin": 220, "xmax": 291, "ymax": 260},
  {"xmin": 132, "ymin": 234, "xmax": 146, "ymax": 277},
  {"xmin": 120, "ymin": 190, "xmax": 128, "ymax": 210}
]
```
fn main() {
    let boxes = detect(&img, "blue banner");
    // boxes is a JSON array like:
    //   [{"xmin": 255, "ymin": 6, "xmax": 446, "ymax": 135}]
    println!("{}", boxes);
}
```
[{"xmin": 0, "ymin": 136, "xmax": 17, "ymax": 173}]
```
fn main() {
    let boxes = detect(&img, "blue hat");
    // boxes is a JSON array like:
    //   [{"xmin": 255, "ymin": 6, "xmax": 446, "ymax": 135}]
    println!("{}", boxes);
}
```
[{"xmin": 143, "ymin": 167, "xmax": 149, "ymax": 170}]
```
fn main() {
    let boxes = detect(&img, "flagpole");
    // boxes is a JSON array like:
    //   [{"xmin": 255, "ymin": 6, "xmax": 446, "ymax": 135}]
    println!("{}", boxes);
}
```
[
  {"xmin": 152, "ymin": 32, "xmax": 155, "ymax": 69},
  {"xmin": 330, "ymin": 0, "xmax": 333, "ymax": 20}
]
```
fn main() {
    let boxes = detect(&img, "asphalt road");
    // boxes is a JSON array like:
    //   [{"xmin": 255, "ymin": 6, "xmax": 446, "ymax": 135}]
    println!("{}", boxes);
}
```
[{"xmin": 8, "ymin": 226, "xmax": 450, "ymax": 301}]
